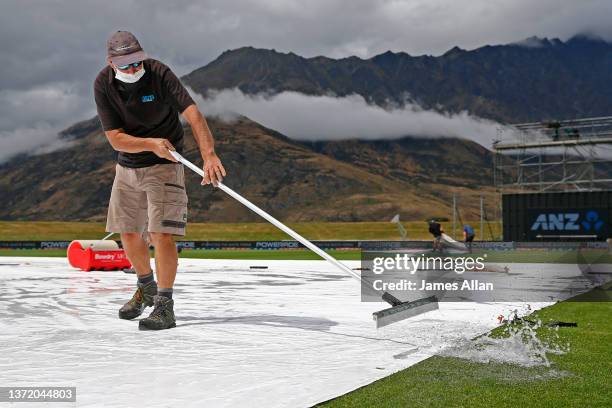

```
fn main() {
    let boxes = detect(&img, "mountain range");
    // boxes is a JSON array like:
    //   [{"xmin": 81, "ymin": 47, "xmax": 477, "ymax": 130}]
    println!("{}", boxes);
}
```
[{"xmin": 184, "ymin": 35, "xmax": 612, "ymax": 123}]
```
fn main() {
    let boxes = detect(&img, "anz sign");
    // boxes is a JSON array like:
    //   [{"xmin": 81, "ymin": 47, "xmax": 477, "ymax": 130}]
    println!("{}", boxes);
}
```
[
  {"xmin": 530, "ymin": 213, "xmax": 580, "ymax": 231},
  {"xmin": 529, "ymin": 209, "xmax": 608, "ymax": 238}
]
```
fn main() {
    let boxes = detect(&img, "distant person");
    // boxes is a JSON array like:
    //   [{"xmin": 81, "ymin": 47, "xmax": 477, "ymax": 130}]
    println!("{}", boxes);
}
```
[
  {"xmin": 547, "ymin": 121, "xmax": 561, "ymax": 141},
  {"xmin": 94, "ymin": 31, "xmax": 226, "ymax": 330},
  {"xmin": 428, "ymin": 220, "xmax": 444, "ymax": 252},
  {"xmin": 463, "ymin": 224, "xmax": 475, "ymax": 253}
]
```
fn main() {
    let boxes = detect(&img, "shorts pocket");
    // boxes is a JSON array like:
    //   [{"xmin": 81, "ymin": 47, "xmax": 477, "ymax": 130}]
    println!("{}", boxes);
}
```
[
  {"xmin": 161, "ymin": 205, "xmax": 187, "ymax": 229},
  {"xmin": 161, "ymin": 183, "xmax": 188, "ymax": 229},
  {"xmin": 163, "ymin": 182, "xmax": 188, "ymax": 205}
]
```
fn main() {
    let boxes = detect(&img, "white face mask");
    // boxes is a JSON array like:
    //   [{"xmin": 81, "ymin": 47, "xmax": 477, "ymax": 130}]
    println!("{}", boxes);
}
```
[{"xmin": 114, "ymin": 66, "xmax": 146, "ymax": 83}]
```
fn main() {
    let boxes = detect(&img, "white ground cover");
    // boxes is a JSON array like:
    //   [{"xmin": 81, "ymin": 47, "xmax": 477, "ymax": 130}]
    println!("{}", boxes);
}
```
[{"xmin": 1, "ymin": 257, "xmax": 608, "ymax": 407}]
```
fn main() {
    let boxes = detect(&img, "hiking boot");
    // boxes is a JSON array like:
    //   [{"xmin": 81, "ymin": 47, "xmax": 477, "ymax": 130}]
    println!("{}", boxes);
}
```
[
  {"xmin": 118, "ymin": 281, "xmax": 157, "ymax": 320},
  {"xmin": 139, "ymin": 295, "xmax": 176, "ymax": 331}
]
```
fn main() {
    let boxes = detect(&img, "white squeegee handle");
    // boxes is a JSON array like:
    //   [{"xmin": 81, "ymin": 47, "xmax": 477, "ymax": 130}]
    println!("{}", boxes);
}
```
[{"xmin": 170, "ymin": 150, "xmax": 364, "ymax": 283}]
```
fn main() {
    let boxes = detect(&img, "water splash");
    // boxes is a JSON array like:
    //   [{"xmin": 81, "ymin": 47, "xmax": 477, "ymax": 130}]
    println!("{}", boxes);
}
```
[{"xmin": 438, "ymin": 314, "xmax": 569, "ymax": 367}]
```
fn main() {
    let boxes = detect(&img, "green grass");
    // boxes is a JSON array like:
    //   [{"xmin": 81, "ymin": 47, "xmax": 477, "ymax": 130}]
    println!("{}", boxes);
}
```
[
  {"xmin": 0, "ymin": 220, "xmax": 502, "ymax": 241},
  {"xmin": 427, "ymin": 249, "xmax": 612, "ymax": 264},
  {"xmin": 318, "ymin": 284, "xmax": 612, "ymax": 408},
  {"xmin": 0, "ymin": 248, "xmax": 361, "ymax": 260},
  {"xmin": 474, "ymin": 249, "xmax": 612, "ymax": 264},
  {"xmin": 0, "ymin": 249, "xmax": 69, "ymax": 257},
  {"xmin": 2, "ymin": 248, "xmax": 610, "ymax": 263},
  {"xmin": 178, "ymin": 249, "xmax": 361, "ymax": 260}
]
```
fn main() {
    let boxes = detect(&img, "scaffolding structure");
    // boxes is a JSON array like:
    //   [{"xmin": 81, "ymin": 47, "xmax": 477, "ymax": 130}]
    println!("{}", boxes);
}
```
[{"xmin": 493, "ymin": 116, "xmax": 612, "ymax": 192}]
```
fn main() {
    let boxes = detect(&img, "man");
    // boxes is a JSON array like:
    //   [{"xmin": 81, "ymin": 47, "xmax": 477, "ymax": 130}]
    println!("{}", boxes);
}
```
[
  {"xmin": 463, "ymin": 224, "xmax": 475, "ymax": 253},
  {"xmin": 94, "ymin": 31, "xmax": 226, "ymax": 330},
  {"xmin": 427, "ymin": 219, "xmax": 444, "ymax": 252}
]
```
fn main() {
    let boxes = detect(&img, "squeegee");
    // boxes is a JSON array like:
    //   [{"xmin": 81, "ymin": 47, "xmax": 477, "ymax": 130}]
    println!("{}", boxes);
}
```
[
  {"xmin": 441, "ymin": 233, "xmax": 468, "ymax": 251},
  {"xmin": 171, "ymin": 151, "xmax": 438, "ymax": 327}
]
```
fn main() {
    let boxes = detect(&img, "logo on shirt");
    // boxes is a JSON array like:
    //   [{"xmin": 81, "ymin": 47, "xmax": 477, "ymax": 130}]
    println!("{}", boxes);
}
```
[{"xmin": 141, "ymin": 94, "xmax": 155, "ymax": 103}]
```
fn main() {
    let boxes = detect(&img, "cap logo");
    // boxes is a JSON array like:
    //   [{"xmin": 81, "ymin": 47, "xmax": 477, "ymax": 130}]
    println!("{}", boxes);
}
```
[{"xmin": 114, "ymin": 45, "xmax": 134, "ymax": 51}]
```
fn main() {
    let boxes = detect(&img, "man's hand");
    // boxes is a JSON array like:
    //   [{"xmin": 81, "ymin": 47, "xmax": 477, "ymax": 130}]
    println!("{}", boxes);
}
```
[
  {"xmin": 180, "ymin": 104, "xmax": 226, "ymax": 185},
  {"xmin": 201, "ymin": 152, "xmax": 226, "ymax": 187},
  {"xmin": 148, "ymin": 138, "xmax": 177, "ymax": 162}
]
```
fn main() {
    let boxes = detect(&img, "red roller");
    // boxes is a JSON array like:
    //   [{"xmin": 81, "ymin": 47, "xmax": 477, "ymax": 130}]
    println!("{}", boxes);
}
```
[{"xmin": 67, "ymin": 240, "xmax": 132, "ymax": 272}]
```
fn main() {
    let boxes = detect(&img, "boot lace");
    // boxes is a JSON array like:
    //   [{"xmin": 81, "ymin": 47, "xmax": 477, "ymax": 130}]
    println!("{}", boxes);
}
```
[
  {"xmin": 148, "ymin": 301, "xmax": 165, "ymax": 320},
  {"xmin": 130, "ymin": 287, "xmax": 143, "ymax": 304}
]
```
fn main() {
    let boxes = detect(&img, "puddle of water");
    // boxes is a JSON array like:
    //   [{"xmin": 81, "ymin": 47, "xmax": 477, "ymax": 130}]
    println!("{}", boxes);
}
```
[{"xmin": 438, "ymin": 316, "xmax": 569, "ymax": 368}]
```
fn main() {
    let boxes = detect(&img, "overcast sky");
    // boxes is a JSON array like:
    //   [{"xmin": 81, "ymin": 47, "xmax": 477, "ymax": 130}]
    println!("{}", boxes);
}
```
[{"xmin": 1, "ymin": 0, "xmax": 611, "ymax": 161}]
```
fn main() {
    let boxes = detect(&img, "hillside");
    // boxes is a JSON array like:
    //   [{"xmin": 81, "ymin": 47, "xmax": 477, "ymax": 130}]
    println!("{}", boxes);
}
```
[{"xmin": 0, "ymin": 116, "xmax": 497, "ymax": 222}]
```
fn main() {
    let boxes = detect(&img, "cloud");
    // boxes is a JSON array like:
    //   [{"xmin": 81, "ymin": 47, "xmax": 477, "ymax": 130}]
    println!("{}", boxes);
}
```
[
  {"xmin": 0, "ymin": 125, "xmax": 76, "ymax": 163},
  {"xmin": 0, "ymin": 82, "xmax": 93, "ymax": 131},
  {"xmin": 2, "ymin": 1, "xmax": 612, "ymax": 88},
  {"xmin": 1, "ymin": 0, "xmax": 610, "ymax": 159},
  {"xmin": 195, "ymin": 88, "xmax": 512, "ymax": 146},
  {"xmin": 0, "ymin": 82, "xmax": 95, "ymax": 163}
]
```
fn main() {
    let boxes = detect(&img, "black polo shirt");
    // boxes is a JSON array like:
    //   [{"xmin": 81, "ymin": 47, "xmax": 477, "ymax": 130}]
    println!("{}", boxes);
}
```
[{"xmin": 93, "ymin": 59, "xmax": 195, "ymax": 168}]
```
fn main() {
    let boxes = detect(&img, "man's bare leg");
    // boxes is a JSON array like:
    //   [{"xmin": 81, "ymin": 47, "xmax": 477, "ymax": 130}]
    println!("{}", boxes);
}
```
[
  {"xmin": 120, "ymin": 232, "xmax": 152, "ymax": 275},
  {"xmin": 149, "ymin": 232, "xmax": 178, "ymax": 289}
]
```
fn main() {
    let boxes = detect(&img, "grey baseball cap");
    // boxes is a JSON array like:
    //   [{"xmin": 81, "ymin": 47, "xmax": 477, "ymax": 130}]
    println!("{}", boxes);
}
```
[{"xmin": 106, "ymin": 31, "xmax": 147, "ymax": 66}]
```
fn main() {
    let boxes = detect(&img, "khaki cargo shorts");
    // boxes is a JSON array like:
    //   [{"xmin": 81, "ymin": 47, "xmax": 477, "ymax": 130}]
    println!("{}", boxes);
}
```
[{"xmin": 106, "ymin": 163, "xmax": 188, "ymax": 236}]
